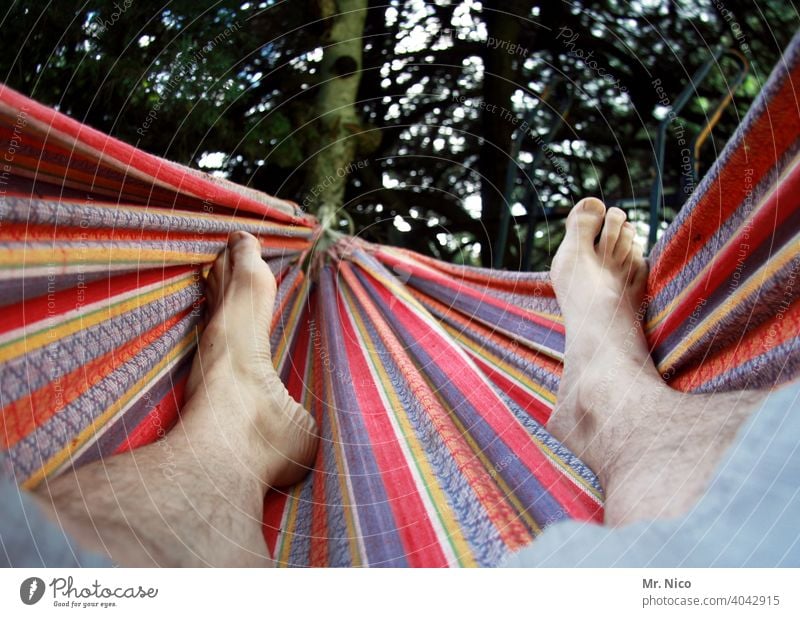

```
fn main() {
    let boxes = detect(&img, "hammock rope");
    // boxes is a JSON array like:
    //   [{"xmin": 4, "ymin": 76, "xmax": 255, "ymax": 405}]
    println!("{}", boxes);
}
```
[{"xmin": 1, "ymin": 33, "xmax": 799, "ymax": 566}]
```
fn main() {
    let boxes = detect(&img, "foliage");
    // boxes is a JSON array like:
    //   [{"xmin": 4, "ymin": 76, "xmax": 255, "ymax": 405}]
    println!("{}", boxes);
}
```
[{"xmin": 0, "ymin": 0, "xmax": 795, "ymax": 268}]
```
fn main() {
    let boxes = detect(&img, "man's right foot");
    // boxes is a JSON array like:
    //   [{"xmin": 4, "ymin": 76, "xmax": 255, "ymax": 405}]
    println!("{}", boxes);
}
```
[{"xmin": 547, "ymin": 198, "xmax": 764, "ymax": 526}]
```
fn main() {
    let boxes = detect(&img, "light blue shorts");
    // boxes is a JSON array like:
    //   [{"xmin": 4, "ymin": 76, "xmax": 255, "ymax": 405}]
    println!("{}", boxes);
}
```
[
  {"xmin": 3, "ymin": 382, "xmax": 798, "ymax": 567},
  {"xmin": 505, "ymin": 380, "xmax": 800, "ymax": 567},
  {"xmin": 0, "ymin": 464, "xmax": 111, "ymax": 567}
]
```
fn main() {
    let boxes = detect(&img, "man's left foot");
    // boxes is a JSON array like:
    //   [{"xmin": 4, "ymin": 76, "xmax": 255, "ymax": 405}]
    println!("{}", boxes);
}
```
[{"xmin": 547, "ymin": 199, "xmax": 765, "ymax": 525}]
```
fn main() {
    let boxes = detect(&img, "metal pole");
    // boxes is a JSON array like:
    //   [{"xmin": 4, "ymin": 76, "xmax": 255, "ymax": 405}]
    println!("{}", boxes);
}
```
[{"xmin": 647, "ymin": 46, "xmax": 726, "ymax": 252}]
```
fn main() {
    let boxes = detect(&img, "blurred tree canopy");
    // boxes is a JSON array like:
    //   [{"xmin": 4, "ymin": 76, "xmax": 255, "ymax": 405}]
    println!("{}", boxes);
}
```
[{"xmin": 0, "ymin": 0, "xmax": 795, "ymax": 268}]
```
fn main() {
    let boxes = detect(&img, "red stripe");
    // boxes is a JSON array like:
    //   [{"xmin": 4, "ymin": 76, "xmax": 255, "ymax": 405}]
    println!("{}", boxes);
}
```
[
  {"xmin": 337, "ymin": 275, "xmax": 449, "ymax": 567},
  {"xmin": 648, "ymin": 61, "xmax": 800, "ymax": 298},
  {"xmin": 470, "ymin": 355, "xmax": 552, "ymax": 425},
  {"xmin": 375, "ymin": 249, "xmax": 564, "ymax": 334},
  {"xmin": 367, "ymin": 274, "xmax": 600, "ymax": 521},
  {"xmin": 649, "ymin": 160, "xmax": 800, "ymax": 348},
  {"xmin": 0, "ymin": 266, "xmax": 195, "ymax": 335},
  {"xmin": 0, "ymin": 84, "xmax": 314, "ymax": 226},
  {"xmin": 261, "ymin": 490, "xmax": 288, "ymax": 560},
  {"xmin": 306, "ymin": 298, "xmax": 331, "ymax": 567},
  {"xmin": 115, "ymin": 373, "xmax": 187, "ymax": 452}
]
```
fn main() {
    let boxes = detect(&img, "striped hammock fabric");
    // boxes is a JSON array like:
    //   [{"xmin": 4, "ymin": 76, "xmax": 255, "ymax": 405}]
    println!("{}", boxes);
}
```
[{"xmin": 2, "ymin": 33, "xmax": 799, "ymax": 567}]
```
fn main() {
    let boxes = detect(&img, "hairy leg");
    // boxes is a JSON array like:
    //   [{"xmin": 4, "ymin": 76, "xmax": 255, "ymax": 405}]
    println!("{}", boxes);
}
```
[
  {"xmin": 34, "ymin": 232, "xmax": 318, "ymax": 566},
  {"xmin": 547, "ymin": 198, "xmax": 765, "ymax": 527}
]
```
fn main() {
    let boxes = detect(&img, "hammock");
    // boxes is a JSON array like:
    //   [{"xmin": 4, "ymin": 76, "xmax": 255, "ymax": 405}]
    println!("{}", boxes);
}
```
[{"xmin": 1, "ymin": 33, "xmax": 798, "ymax": 567}]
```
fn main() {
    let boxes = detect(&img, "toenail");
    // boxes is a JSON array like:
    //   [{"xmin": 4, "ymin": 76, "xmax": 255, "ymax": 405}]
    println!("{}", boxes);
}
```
[{"xmin": 576, "ymin": 197, "xmax": 605, "ymax": 213}]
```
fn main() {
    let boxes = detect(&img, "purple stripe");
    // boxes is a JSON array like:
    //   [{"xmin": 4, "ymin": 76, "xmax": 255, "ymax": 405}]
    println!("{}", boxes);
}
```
[
  {"xmin": 353, "ymin": 266, "xmax": 569, "ymax": 531},
  {"xmin": 9, "ymin": 313, "xmax": 200, "ymax": 483},
  {"xmin": 1, "ymin": 197, "xmax": 312, "ymax": 238},
  {"xmin": 405, "ymin": 274, "xmax": 564, "ymax": 353},
  {"xmin": 318, "ymin": 266, "xmax": 408, "ymax": 567},
  {"xmin": 1, "ymin": 283, "xmax": 201, "ymax": 404},
  {"xmin": 0, "ymin": 270, "xmax": 109, "ymax": 307},
  {"xmin": 71, "ymin": 357, "xmax": 192, "ymax": 467},
  {"xmin": 653, "ymin": 207, "xmax": 800, "ymax": 367}
]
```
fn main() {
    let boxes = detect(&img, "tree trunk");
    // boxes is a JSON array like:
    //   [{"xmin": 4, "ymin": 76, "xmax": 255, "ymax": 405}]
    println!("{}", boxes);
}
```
[
  {"xmin": 304, "ymin": 0, "xmax": 368, "ymax": 220},
  {"xmin": 478, "ymin": 0, "xmax": 526, "ymax": 266}
]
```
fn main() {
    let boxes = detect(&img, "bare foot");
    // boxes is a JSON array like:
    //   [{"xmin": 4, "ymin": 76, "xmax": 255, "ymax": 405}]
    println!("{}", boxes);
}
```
[
  {"xmin": 35, "ymin": 232, "xmax": 318, "ymax": 566},
  {"xmin": 180, "ymin": 231, "xmax": 318, "ymax": 489},
  {"xmin": 547, "ymin": 198, "xmax": 764, "ymax": 526}
]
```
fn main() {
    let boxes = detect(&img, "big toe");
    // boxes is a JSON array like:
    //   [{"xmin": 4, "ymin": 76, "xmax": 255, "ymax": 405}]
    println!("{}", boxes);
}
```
[
  {"xmin": 552, "ymin": 198, "xmax": 606, "ymax": 283},
  {"xmin": 228, "ymin": 231, "xmax": 274, "ymax": 286},
  {"xmin": 564, "ymin": 197, "xmax": 606, "ymax": 248},
  {"xmin": 223, "ymin": 231, "xmax": 277, "ymax": 318}
]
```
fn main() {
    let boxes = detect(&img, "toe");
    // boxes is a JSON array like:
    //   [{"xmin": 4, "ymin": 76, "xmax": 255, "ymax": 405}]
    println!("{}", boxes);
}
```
[
  {"xmin": 210, "ymin": 249, "xmax": 230, "ymax": 308},
  {"xmin": 627, "ymin": 244, "xmax": 648, "ymax": 289},
  {"xmin": 598, "ymin": 207, "xmax": 627, "ymax": 262},
  {"xmin": 623, "ymin": 241, "xmax": 648, "ymax": 294},
  {"xmin": 613, "ymin": 222, "xmax": 636, "ymax": 264},
  {"xmin": 564, "ymin": 197, "xmax": 606, "ymax": 247},
  {"xmin": 205, "ymin": 268, "xmax": 219, "ymax": 312},
  {"xmin": 229, "ymin": 231, "xmax": 260, "ymax": 267},
  {"xmin": 228, "ymin": 232, "xmax": 277, "ymax": 305},
  {"xmin": 229, "ymin": 231, "xmax": 273, "ymax": 277},
  {"xmin": 223, "ymin": 232, "xmax": 278, "ymax": 362}
]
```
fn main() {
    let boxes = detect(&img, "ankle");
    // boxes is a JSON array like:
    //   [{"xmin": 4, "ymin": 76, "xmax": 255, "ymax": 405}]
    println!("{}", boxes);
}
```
[{"xmin": 193, "ymin": 360, "xmax": 265, "ymax": 398}]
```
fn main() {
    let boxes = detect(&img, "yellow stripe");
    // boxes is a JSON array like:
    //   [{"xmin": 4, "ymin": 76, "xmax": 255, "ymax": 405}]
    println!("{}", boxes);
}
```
[
  {"xmin": 273, "ymin": 275, "xmax": 310, "ymax": 369},
  {"xmin": 22, "ymin": 326, "xmax": 198, "ymax": 489},
  {"xmin": 0, "ymin": 247, "xmax": 214, "ymax": 268},
  {"xmin": 275, "ymin": 483, "xmax": 303, "ymax": 566},
  {"xmin": 324, "ymin": 367, "xmax": 364, "ymax": 567},
  {"xmin": 657, "ymin": 238, "xmax": 800, "ymax": 373},
  {"xmin": 440, "ymin": 321, "xmax": 556, "ymax": 406},
  {"xmin": 530, "ymin": 308, "xmax": 563, "ymax": 325},
  {"xmin": 275, "ymin": 348, "xmax": 315, "ymax": 566},
  {"xmin": 0, "ymin": 274, "xmax": 197, "ymax": 362},
  {"xmin": 646, "ymin": 154, "xmax": 800, "ymax": 332},
  {"xmin": 342, "ymin": 285, "xmax": 477, "ymax": 567}
]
